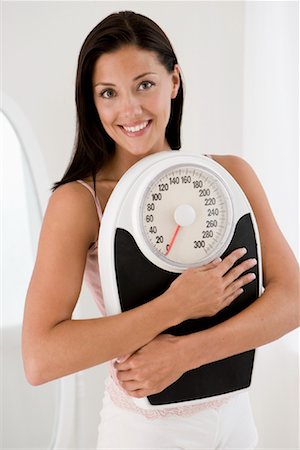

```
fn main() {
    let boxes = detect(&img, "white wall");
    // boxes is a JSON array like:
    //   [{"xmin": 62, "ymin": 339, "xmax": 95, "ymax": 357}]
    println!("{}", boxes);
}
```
[
  {"xmin": 243, "ymin": 1, "xmax": 298, "ymax": 253},
  {"xmin": 2, "ymin": 1, "xmax": 298, "ymax": 449},
  {"xmin": 242, "ymin": 3, "xmax": 299, "ymax": 448}
]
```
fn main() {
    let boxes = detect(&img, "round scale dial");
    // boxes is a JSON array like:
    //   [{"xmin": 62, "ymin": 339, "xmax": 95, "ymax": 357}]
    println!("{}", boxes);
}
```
[{"xmin": 140, "ymin": 164, "xmax": 233, "ymax": 268}]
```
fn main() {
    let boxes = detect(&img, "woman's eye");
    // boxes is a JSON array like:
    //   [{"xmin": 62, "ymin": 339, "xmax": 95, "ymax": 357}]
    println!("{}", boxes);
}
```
[
  {"xmin": 138, "ymin": 81, "xmax": 155, "ymax": 91},
  {"xmin": 100, "ymin": 88, "xmax": 116, "ymax": 99}
]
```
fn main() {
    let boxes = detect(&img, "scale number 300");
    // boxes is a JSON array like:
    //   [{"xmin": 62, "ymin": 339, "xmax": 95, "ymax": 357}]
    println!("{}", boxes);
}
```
[{"xmin": 194, "ymin": 240, "xmax": 205, "ymax": 249}]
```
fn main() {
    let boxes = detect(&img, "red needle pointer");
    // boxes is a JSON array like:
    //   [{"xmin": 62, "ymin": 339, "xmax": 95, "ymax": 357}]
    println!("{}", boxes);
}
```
[{"xmin": 165, "ymin": 224, "xmax": 181, "ymax": 256}]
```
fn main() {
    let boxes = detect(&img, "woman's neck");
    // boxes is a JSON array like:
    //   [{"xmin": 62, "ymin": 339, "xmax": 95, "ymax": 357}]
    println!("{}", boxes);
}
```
[{"xmin": 99, "ymin": 145, "xmax": 172, "ymax": 182}]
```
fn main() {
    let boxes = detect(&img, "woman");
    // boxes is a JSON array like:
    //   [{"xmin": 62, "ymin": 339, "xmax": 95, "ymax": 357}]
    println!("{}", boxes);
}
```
[{"xmin": 22, "ymin": 11, "xmax": 299, "ymax": 449}]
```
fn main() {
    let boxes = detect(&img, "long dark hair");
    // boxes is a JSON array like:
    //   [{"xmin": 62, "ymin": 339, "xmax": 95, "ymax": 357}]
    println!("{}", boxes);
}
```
[{"xmin": 53, "ymin": 11, "xmax": 184, "ymax": 191}]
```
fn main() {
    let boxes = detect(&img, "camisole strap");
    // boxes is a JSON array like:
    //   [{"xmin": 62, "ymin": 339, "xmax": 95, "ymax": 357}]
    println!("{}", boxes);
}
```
[{"xmin": 76, "ymin": 180, "xmax": 103, "ymax": 220}]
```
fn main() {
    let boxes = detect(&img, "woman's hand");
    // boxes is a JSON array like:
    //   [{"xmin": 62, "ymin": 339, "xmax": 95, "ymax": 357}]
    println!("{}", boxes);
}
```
[
  {"xmin": 115, "ymin": 249, "xmax": 257, "ymax": 398},
  {"xmin": 115, "ymin": 334, "xmax": 185, "ymax": 398},
  {"xmin": 169, "ymin": 247, "xmax": 257, "ymax": 322}
]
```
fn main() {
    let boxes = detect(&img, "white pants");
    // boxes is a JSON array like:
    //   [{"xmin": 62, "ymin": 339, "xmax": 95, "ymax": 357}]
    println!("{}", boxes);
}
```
[{"xmin": 97, "ymin": 390, "xmax": 258, "ymax": 449}]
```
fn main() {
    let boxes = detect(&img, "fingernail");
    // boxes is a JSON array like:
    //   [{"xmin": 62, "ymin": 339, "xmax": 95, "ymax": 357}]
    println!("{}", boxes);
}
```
[
  {"xmin": 249, "ymin": 273, "xmax": 256, "ymax": 280},
  {"xmin": 241, "ymin": 247, "xmax": 247, "ymax": 255},
  {"xmin": 250, "ymin": 258, "xmax": 257, "ymax": 265},
  {"xmin": 116, "ymin": 355, "xmax": 128, "ymax": 363},
  {"xmin": 213, "ymin": 257, "xmax": 222, "ymax": 264}
]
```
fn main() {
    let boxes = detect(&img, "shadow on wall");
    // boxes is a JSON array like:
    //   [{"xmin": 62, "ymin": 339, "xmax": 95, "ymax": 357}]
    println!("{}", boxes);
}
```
[
  {"xmin": 2, "ymin": 325, "xmax": 59, "ymax": 449},
  {"xmin": 250, "ymin": 330, "xmax": 299, "ymax": 449}
]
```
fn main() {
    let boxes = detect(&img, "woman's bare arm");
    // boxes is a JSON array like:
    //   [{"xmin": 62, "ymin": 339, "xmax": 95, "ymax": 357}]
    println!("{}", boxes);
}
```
[{"xmin": 22, "ymin": 183, "xmax": 181, "ymax": 385}]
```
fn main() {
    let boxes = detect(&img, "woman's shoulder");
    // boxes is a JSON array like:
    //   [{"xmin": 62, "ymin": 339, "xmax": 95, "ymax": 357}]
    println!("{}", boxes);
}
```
[
  {"xmin": 49, "ymin": 180, "xmax": 97, "ymax": 210},
  {"xmin": 45, "ymin": 181, "xmax": 100, "ymax": 244},
  {"xmin": 209, "ymin": 154, "xmax": 259, "ymax": 195},
  {"xmin": 210, "ymin": 154, "xmax": 251, "ymax": 173}
]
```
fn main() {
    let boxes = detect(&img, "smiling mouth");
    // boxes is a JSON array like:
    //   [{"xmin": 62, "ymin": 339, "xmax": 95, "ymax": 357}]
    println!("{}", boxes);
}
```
[{"xmin": 119, "ymin": 120, "xmax": 151, "ymax": 136}]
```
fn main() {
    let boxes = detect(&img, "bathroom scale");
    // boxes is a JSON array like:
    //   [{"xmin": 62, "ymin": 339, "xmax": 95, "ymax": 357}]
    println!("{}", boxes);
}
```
[{"xmin": 98, "ymin": 151, "xmax": 262, "ymax": 409}]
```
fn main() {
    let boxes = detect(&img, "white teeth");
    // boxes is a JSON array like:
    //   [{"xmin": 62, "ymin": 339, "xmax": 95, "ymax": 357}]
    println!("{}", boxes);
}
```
[{"xmin": 123, "ymin": 121, "xmax": 148, "ymax": 133}]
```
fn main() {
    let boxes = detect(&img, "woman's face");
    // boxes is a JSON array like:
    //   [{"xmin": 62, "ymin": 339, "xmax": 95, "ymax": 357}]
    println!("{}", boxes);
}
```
[{"xmin": 92, "ymin": 45, "xmax": 180, "ymax": 158}]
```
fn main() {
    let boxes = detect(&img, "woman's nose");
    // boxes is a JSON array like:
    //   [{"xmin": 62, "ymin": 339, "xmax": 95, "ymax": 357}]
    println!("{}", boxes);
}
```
[{"xmin": 120, "ymin": 93, "xmax": 143, "ymax": 119}]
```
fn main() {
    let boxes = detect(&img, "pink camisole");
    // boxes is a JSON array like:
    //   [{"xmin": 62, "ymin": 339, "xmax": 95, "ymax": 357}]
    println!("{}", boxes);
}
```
[{"xmin": 76, "ymin": 179, "xmax": 230, "ymax": 419}]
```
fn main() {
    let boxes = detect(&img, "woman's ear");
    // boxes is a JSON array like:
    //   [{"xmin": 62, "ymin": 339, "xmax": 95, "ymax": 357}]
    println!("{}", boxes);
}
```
[{"xmin": 171, "ymin": 64, "xmax": 181, "ymax": 99}]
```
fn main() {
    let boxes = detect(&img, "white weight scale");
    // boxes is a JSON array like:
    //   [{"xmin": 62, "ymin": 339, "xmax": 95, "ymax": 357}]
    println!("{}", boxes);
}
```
[{"xmin": 98, "ymin": 151, "xmax": 262, "ymax": 409}]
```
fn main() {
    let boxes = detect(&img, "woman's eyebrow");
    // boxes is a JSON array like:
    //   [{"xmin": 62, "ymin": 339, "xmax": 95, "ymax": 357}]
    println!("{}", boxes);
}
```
[
  {"xmin": 94, "ymin": 72, "xmax": 157, "ymax": 88},
  {"xmin": 133, "ymin": 71, "xmax": 157, "ymax": 81},
  {"xmin": 94, "ymin": 81, "xmax": 116, "ymax": 87}
]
